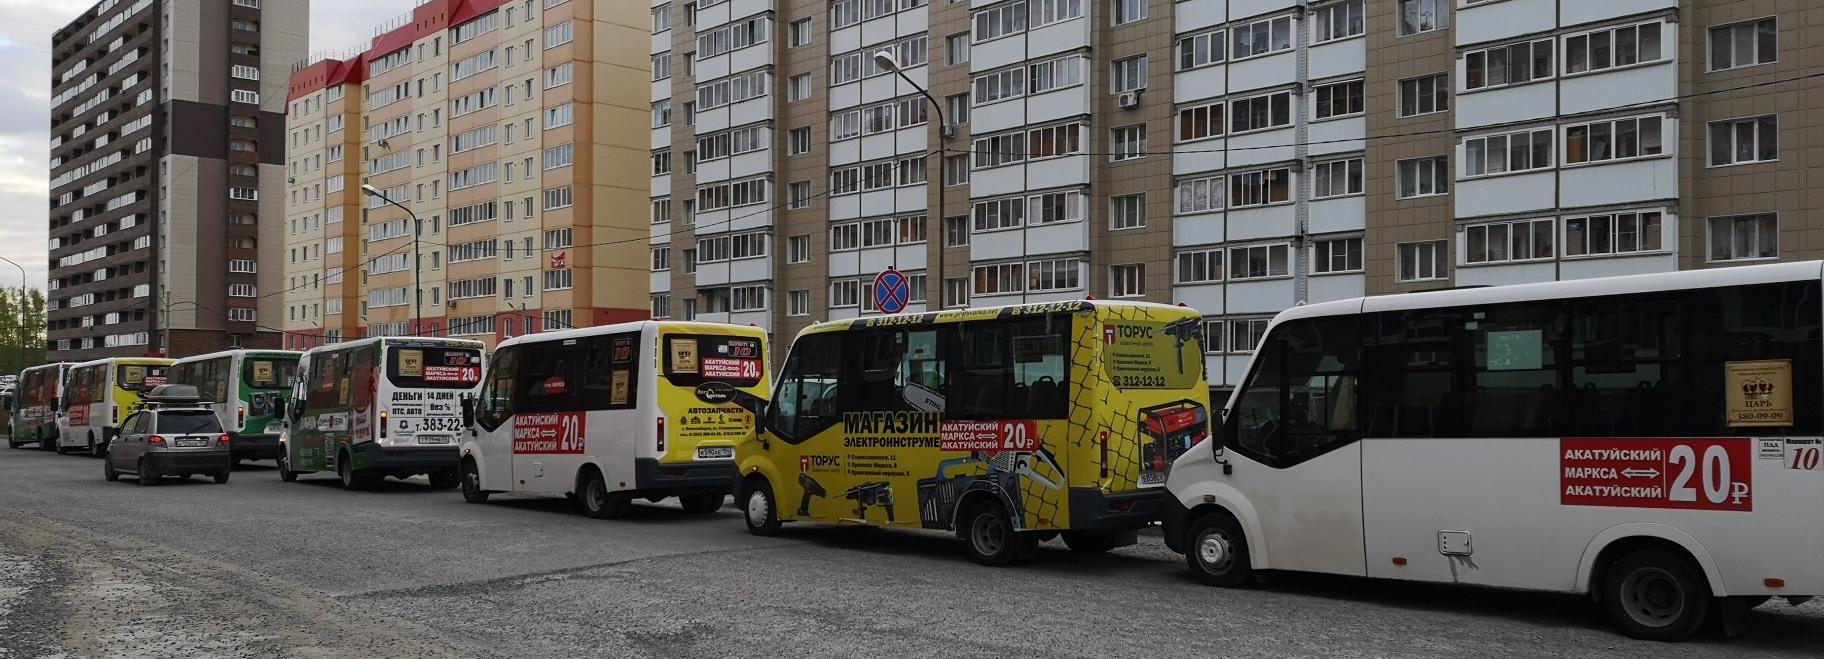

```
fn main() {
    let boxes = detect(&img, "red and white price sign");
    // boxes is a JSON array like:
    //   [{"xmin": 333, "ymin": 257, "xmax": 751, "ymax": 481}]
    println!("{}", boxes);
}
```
[
  {"xmin": 940, "ymin": 420, "xmax": 1039, "ymax": 455},
  {"xmin": 513, "ymin": 412, "xmax": 585, "ymax": 454},
  {"xmin": 1561, "ymin": 438, "xmax": 1753, "ymax": 512},
  {"xmin": 702, "ymin": 357, "xmax": 761, "ymax": 380},
  {"xmin": 424, "ymin": 365, "xmax": 481, "ymax": 384}
]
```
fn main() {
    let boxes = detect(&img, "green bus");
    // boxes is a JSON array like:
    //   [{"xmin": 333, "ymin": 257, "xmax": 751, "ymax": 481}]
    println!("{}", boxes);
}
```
[{"xmin": 169, "ymin": 350, "xmax": 302, "ymax": 462}]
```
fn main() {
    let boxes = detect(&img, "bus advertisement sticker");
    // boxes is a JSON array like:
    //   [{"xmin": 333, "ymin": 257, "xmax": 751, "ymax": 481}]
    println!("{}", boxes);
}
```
[
  {"xmin": 397, "ymin": 350, "xmax": 425, "ymax": 378},
  {"xmin": 1560, "ymin": 437, "xmax": 1753, "ymax": 512},
  {"xmin": 670, "ymin": 339, "xmax": 700, "ymax": 374},
  {"xmin": 1758, "ymin": 438, "xmax": 1788, "ymax": 460},
  {"xmin": 702, "ymin": 357, "xmax": 761, "ymax": 380},
  {"xmin": 1784, "ymin": 437, "xmax": 1822, "ymax": 471},
  {"xmin": 513, "ymin": 412, "xmax": 585, "ymax": 454},
  {"xmin": 1724, "ymin": 359, "xmax": 1793, "ymax": 427}
]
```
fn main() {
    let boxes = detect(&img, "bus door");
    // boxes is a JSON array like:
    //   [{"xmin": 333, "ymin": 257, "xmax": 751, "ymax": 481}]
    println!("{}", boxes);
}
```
[
  {"xmin": 473, "ymin": 345, "xmax": 520, "ymax": 491},
  {"xmin": 508, "ymin": 338, "xmax": 583, "ymax": 494},
  {"xmin": 1224, "ymin": 314, "xmax": 1366, "ymax": 576}
]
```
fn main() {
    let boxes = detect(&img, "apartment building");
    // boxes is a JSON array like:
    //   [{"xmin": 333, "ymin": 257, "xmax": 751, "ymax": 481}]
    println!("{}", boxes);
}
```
[
  {"xmin": 47, "ymin": 0, "xmax": 305, "ymax": 360},
  {"xmin": 648, "ymin": 0, "xmax": 1820, "ymax": 390},
  {"xmin": 282, "ymin": 0, "xmax": 652, "ymax": 350}
]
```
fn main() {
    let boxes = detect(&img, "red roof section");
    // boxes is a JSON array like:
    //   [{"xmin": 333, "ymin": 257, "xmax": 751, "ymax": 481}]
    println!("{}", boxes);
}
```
[{"xmin": 287, "ymin": 0, "xmax": 507, "ymax": 104}]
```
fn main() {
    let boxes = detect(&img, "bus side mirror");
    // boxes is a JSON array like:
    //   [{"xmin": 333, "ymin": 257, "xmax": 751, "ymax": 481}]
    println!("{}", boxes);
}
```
[{"xmin": 460, "ymin": 396, "xmax": 476, "ymax": 428}]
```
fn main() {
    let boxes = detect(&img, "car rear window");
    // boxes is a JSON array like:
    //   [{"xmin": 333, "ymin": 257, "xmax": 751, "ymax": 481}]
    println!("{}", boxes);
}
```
[{"xmin": 157, "ymin": 411, "xmax": 223, "ymax": 434}]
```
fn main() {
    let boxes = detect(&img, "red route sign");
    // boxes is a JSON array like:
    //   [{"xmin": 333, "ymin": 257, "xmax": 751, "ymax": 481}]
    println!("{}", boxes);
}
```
[
  {"xmin": 940, "ymin": 419, "xmax": 1039, "ymax": 455},
  {"xmin": 1560, "ymin": 438, "xmax": 1753, "ymax": 512},
  {"xmin": 513, "ymin": 412, "xmax": 585, "ymax": 454},
  {"xmin": 702, "ymin": 357, "xmax": 762, "ymax": 380}
]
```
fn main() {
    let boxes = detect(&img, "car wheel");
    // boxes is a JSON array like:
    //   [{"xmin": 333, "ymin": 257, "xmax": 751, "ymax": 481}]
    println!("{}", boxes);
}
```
[
  {"xmin": 963, "ymin": 500, "xmax": 1030, "ymax": 567},
  {"xmin": 213, "ymin": 472, "xmax": 231, "ymax": 484},
  {"xmin": 1186, "ymin": 513, "xmax": 1254, "ymax": 588},
  {"xmin": 742, "ymin": 480, "xmax": 781, "ymax": 536},
  {"xmin": 577, "ymin": 471, "xmax": 629, "ymax": 519},
  {"xmin": 461, "ymin": 462, "xmax": 489, "ymax": 504},
  {"xmin": 1603, "ymin": 548, "xmax": 1712, "ymax": 641},
  {"xmin": 1061, "ymin": 531, "xmax": 1119, "ymax": 554},
  {"xmin": 679, "ymin": 492, "xmax": 724, "ymax": 514},
  {"xmin": 137, "ymin": 458, "xmax": 159, "ymax": 486},
  {"xmin": 103, "ymin": 457, "xmax": 119, "ymax": 482},
  {"xmin": 428, "ymin": 469, "xmax": 460, "ymax": 490}
]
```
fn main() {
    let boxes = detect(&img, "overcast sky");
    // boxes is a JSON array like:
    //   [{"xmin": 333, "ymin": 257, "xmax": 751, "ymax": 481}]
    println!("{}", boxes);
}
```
[{"xmin": 0, "ymin": 0, "xmax": 404, "ymax": 290}]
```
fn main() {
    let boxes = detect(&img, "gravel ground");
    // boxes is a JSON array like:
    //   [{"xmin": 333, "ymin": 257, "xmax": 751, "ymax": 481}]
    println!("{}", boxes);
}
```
[{"xmin": 1, "ymin": 445, "xmax": 1820, "ymax": 658}]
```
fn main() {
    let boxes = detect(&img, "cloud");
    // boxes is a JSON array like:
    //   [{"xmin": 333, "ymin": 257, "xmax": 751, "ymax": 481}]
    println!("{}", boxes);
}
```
[{"xmin": 0, "ymin": 1, "xmax": 411, "ymax": 290}]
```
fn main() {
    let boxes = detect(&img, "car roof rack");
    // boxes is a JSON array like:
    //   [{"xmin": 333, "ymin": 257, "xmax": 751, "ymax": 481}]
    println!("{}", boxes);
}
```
[{"xmin": 142, "ymin": 384, "xmax": 209, "ymax": 408}]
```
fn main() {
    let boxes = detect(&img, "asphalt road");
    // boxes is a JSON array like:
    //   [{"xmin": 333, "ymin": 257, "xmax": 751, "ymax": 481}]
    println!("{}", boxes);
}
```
[{"xmin": 1, "ymin": 445, "xmax": 1821, "ymax": 658}]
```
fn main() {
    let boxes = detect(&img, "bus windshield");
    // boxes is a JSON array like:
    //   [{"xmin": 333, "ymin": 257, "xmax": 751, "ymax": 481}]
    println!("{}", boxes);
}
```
[
  {"xmin": 386, "ymin": 346, "xmax": 483, "ymax": 389},
  {"xmin": 244, "ymin": 357, "xmax": 298, "ymax": 390},
  {"xmin": 663, "ymin": 334, "xmax": 765, "ymax": 387},
  {"xmin": 118, "ymin": 365, "xmax": 168, "ymax": 393}
]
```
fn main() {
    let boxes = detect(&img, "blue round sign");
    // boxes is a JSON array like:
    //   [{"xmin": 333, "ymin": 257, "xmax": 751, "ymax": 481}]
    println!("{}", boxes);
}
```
[{"xmin": 873, "ymin": 268, "xmax": 910, "ymax": 315}]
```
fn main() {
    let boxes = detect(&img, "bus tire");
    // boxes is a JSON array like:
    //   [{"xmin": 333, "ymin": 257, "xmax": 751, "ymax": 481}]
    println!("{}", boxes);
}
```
[
  {"xmin": 7, "ymin": 436, "xmax": 21, "ymax": 449},
  {"xmin": 86, "ymin": 433, "xmax": 98, "ymax": 457},
  {"xmin": 137, "ymin": 459, "xmax": 159, "ymax": 486},
  {"xmin": 277, "ymin": 451, "xmax": 298, "ymax": 482},
  {"xmin": 1601, "ymin": 548, "xmax": 1712, "ymax": 641},
  {"xmin": 963, "ymin": 501, "xmax": 1029, "ymax": 567},
  {"xmin": 679, "ymin": 492, "xmax": 724, "ymax": 514},
  {"xmin": 337, "ymin": 453, "xmax": 372, "ymax": 491},
  {"xmin": 460, "ymin": 460, "xmax": 489, "ymax": 504},
  {"xmin": 577, "ymin": 469, "xmax": 630, "ymax": 519},
  {"xmin": 213, "ymin": 472, "xmax": 231, "ymax": 485},
  {"xmin": 1062, "ymin": 531, "xmax": 1118, "ymax": 554},
  {"xmin": 428, "ymin": 469, "xmax": 460, "ymax": 490},
  {"xmin": 741, "ymin": 479, "xmax": 782, "ymax": 536},
  {"xmin": 1185, "ymin": 512, "xmax": 1253, "ymax": 588}
]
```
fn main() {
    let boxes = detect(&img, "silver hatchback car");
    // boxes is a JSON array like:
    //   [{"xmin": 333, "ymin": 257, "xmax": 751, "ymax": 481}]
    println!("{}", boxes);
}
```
[{"xmin": 104, "ymin": 385, "xmax": 232, "ymax": 485}]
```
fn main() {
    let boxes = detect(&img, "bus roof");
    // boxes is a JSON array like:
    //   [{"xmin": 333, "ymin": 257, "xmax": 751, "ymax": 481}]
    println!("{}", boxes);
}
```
[
  {"xmin": 21, "ymin": 362, "xmax": 71, "ymax": 373},
  {"xmin": 67, "ymin": 356, "xmax": 173, "ymax": 370},
  {"xmin": 301, "ymin": 336, "xmax": 485, "ymax": 356},
  {"xmin": 798, "ymin": 299, "xmax": 1196, "ymax": 336},
  {"xmin": 498, "ymin": 320, "xmax": 766, "ymax": 350},
  {"xmin": 173, "ymin": 349, "xmax": 303, "ymax": 364},
  {"xmin": 1275, "ymin": 260, "xmax": 1824, "ymax": 325}
]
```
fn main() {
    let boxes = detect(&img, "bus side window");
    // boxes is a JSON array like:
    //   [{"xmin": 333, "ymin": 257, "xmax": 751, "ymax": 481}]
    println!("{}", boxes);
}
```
[
  {"xmin": 350, "ymin": 348, "xmax": 376, "ymax": 410},
  {"xmin": 581, "ymin": 333, "xmax": 638, "ymax": 411},
  {"xmin": 516, "ymin": 341, "xmax": 579, "ymax": 414},
  {"xmin": 479, "ymin": 347, "xmax": 518, "ymax": 428},
  {"xmin": 768, "ymin": 334, "xmax": 841, "ymax": 441},
  {"xmin": 1233, "ymin": 316, "xmax": 1361, "ymax": 468}
]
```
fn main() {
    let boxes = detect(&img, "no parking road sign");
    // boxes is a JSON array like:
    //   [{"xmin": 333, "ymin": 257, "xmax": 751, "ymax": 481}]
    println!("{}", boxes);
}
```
[{"xmin": 873, "ymin": 268, "xmax": 910, "ymax": 315}]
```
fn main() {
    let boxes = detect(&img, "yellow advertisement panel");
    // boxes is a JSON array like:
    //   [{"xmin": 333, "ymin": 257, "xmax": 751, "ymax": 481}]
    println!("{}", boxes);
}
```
[
  {"xmin": 656, "ymin": 328, "xmax": 769, "ymax": 462},
  {"xmin": 1726, "ymin": 359, "xmax": 1793, "ymax": 427}
]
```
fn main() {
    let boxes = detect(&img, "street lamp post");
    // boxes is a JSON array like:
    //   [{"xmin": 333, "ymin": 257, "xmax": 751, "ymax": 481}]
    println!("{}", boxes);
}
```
[
  {"xmin": 360, "ymin": 184, "xmax": 423, "ymax": 335},
  {"xmin": 874, "ymin": 51, "xmax": 948, "ymax": 308},
  {"xmin": 0, "ymin": 256, "xmax": 26, "ymax": 290}
]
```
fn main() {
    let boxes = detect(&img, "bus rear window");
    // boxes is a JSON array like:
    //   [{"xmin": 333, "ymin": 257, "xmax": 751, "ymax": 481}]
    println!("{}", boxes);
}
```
[
  {"xmin": 119, "ymin": 365, "xmax": 169, "ymax": 392},
  {"xmin": 245, "ymin": 358, "xmax": 298, "ymax": 389},
  {"xmin": 157, "ymin": 411, "xmax": 223, "ymax": 434},
  {"xmin": 664, "ymin": 334, "xmax": 764, "ymax": 386},
  {"xmin": 387, "ymin": 347, "xmax": 483, "ymax": 389}
]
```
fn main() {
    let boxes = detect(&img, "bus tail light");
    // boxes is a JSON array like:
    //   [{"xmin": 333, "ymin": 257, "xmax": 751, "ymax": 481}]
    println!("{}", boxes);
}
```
[
  {"xmin": 218, "ymin": 434, "xmax": 230, "ymax": 446},
  {"xmin": 237, "ymin": 405, "xmax": 246, "ymax": 426},
  {"xmin": 111, "ymin": 406, "xmax": 118, "ymax": 425},
  {"xmin": 1099, "ymin": 431, "xmax": 1109, "ymax": 479},
  {"xmin": 1767, "ymin": 579, "xmax": 1786, "ymax": 589},
  {"xmin": 148, "ymin": 435, "xmax": 166, "ymax": 447},
  {"xmin": 656, "ymin": 417, "xmax": 667, "ymax": 453},
  {"xmin": 379, "ymin": 410, "xmax": 389, "ymax": 439}
]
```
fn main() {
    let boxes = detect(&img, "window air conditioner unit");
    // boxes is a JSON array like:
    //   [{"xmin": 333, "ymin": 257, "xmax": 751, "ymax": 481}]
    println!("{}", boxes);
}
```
[{"xmin": 1117, "ymin": 91, "xmax": 1141, "ymax": 109}]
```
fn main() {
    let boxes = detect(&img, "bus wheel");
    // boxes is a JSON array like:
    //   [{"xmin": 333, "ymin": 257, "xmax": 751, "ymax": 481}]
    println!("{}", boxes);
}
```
[
  {"xmin": 963, "ymin": 501, "xmax": 1030, "ymax": 567},
  {"xmin": 1186, "ymin": 513, "xmax": 1253, "ymax": 587},
  {"xmin": 428, "ymin": 469, "xmax": 460, "ymax": 490},
  {"xmin": 1062, "ymin": 531, "xmax": 1118, "ymax": 554},
  {"xmin": 213, "ymin": 472, "xmax": 231, "ymax": 485},
  {"xmin": 1602, "ymin": 548, "xmax": 1712, "ymax": 641},
  {"xmin": 86, "ymin": 434, "xmax": 98, "ymax": 457},
  {"xmin": 742, "ymin": 480, "xmax": 781, "ymax": 536},
  {"xmin": 679, "ymin": 492, "xmax": 724, "ymax": 514},
  {"xmin": 277, "ymin": 451, "xmax": 298, "ymax": 482},
  {"xmin": 338, "ymin": 454, "xmax": 372, "ymax": 491},
  {"xmin": 460, "ymin": 461, "xmax": 489, "ymax": 504},
  {"xmin": 137, "ymin": 459, "xmax": 159, "ymax": 487},
  {"xmin": 578, "ymin": 471, "xmax": 630, "ymax": 519}
]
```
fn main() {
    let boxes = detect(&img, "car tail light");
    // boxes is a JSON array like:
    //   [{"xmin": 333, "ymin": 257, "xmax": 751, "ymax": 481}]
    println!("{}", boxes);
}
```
[
  {"xmin": 218, "ymin": 434, "xmax": 230, "ymax": 446},
  {"xmin": 656, "ymin": 417, "xmax": 666, "ymax": 453},
  {"xmin": 379, "ymin": 410, "xmax": 389, "ymax": 439},
  {"xmin": 1099, "ymin": 431, "xmax": 1109, "ymax": 479},
  {"xmin": 148, "ymin": 435, "xmax": 166, "ymax": 447}
]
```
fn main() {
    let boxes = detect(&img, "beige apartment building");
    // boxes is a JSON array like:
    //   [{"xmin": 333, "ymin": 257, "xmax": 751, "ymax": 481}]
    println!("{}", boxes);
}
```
[
  {"xmin": 644, "ymin": 0, "xmax": 1819, "ymax": 390},
  {"xmin": 282, "ymin": 0, "xmax": 650, "ymax": 350}
]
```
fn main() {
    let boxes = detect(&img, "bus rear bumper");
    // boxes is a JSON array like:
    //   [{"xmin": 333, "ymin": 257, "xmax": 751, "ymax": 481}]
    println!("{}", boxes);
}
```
[
  {"xmin": 230, "ymin": 433, "xmax": 281, "ymax": 461},
  {"xmin": 350, "ymin": 443, "xmax": 460, "ymax": 475},
  {"xmin": 1068, "ymin": 487, "xmax": 1164, "ymax": 530},
  {"xmin": 633, "ymin": 458, "xmax": 737, "ymax": 495}
]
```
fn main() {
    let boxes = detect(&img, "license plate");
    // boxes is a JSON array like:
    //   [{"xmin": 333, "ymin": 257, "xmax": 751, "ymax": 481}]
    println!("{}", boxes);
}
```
[
  {"xmin": 416, "ymin": 435, "xmax": 451, "ymax": 445},
  {"xmin": 696, "ymin": 446, "xmax": 734, "ymax": 460},
  {"xmin": 175, "ymin": 438, "xmax": 208, "ymax": 448},
  {"xmin": 1138, "ymin": 471, "xmax": 1167, "ymax": 487}
]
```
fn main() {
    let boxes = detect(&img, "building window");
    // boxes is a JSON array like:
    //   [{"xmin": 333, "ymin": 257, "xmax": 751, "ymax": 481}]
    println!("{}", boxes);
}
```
[
  {"xmin": 1312, "ymin": 158, "xmax": 1363, "ymax": 198},
  {"xmin": 789, "ymin": 74, "xmax": 813, "ymax": 101},
  {"xmin": 972, "ymin": 263, "xmax": 1024, "ymax": 296},
  {"xmin": 943, "ymin": 154, "xmax": 970, "ymax": 185},
  {"xmin": 1111, "ymin": 193, "xmax": 1144, "ymax": 230},
  {"xmin": 1564, "ymin": 211, "xmax": 1665, "ymax": 258},
  {"xmin": 1175, "ymin": 175, "xmax": 1223, "ymax": 214},
  {"xmin": 1112, "ymin": 0, "xmax": 1146, "ymax": 25},
  {"xmin": 1710, "ymin": 18, "xmax": 1777, "ymax": 72},
  {"xmin": 1231, "ymin": 15, "xmax": 1292, "ymax": 59},
  {"xmin": 1175, "ymin": 248, "xmax": 1222, "ymax": 284},
  {"xmin": 229, "ymin": 283, "xmax": 258, "ymax": 297},
  {"xmin": 1397, "ymin": 240, "xmax": 1448, "ymax": 282},
  {"xmin": 947, "ymin": 33, "xmax": 969, "ymax": 65},
  {"xmin": 1228, "ymin": 168, "xmax": 1291, "ymax": 208},
  {"xmin": 1229, "ymin": 91, "xmax": 1291, "ymax": 133},
  {"xmin": 789, "ymin": 127, "xmax": 812, "ymax": 154},
  {"xmin": 1176, "ymin": 101, "xmax": 1224, "ymax": 142},
  {"xmin": 1025, "ymin": 258, "xmax": 1081, "ymax": 293},
  {"xmin": 1397, "ymin": 156, "xmax": 1449, "ymax": 198},
  {"xmin": 1709, "ymin": 115, "xmax": 1778, "ymax": 167},
  {"xmin": 1228, "ymin": 244, "xmax": 1290, "ymax": 280},
  {"xmin": 1312, "ymin": 237, "xmax": 1363, "ymax": 274},
  {"xmin": 1314, "ymin": 79, "xmax": 1363, "ymax": 119},
  {"xmin": 1398, "ymin": 74, "xmax": 1449, "ymax": 117},
  {"xmin": 830, "ymin": 280, "xmax": 860, "ymax": 308},
  {"xmin": 788, "ymin": 290, "xmax": 810, "ymax": 316},
  {"xmin": 1398, "ymin": 0, "xmax": 1449, "ymax": 37},
  {"xmin": 1177, "ymin": 29, "xmax": 1226, "ymax": 71},
  {"xmin": 1314, "ymin": 0, "xmax": 1364, "ymax": 43},
  {"xmin": 231, "ymin": 89, "xmax": 260, "ymax": 104},
  {"xmin": 1465, "ymin": 39, "xmax": 1553, "ymax": 90},
  {"xmin": 942, "ymin": 277, "xmax": 969, "ymax": 308},
  {"xmin": 944, "ymin": 216, "xmax": 969, "ymax": 247},
  {"xmin": 1564, "ymin": 115, "xmax": 1664, "ymax": 165},
  {"xmin": 1464, "ymin": 128, "xmax": 1554, "ymax": 177},
  {"xmin": 1566, "ymin": 21, "xmax": 1664, "ymax": 75},
  {"xmin": 790, "ymin": 18, "xmax": 814, "ymax": 46},
  {"xmin": 1708, "ymin": 213, "xmax": 1777, "ymax": 262},
  {"xmin": 1109, "ymin": 264, "xmax": 1145, "ymax": 298},
  {"xmin": 1112, "ymin": 55, "xmax": 1147, "ymax": 93},
  {"xmin": 1465, "ymin": 218, "xmax": 1555, "ymax": 264},
  {"xmin": 1111, "ymin": 124, "xmax": 1146, "ymax": 161},
  {"xmin": 651, "ymin": 247, "xmax": 671, "ymax": 271},
  {"xmin": 651, "ymin": 295, "xmax": 671, "ymax": 319},
  {"xmin": 788, "ymin": 235, "xmax": 811, "ymax": 263}
]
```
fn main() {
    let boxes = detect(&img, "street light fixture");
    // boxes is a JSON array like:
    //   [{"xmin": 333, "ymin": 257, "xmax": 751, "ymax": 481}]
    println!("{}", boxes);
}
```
[
  {"xmin": 0, "ymin": 256, "xmax": 26, "ymax": 290},
  {"xmin": 873, "ymin": 51, "xmax": 951, "ymax": 309},
  {"xmin": 360, "ymin": 184, "xmax": 424, "ymax": 335}
]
